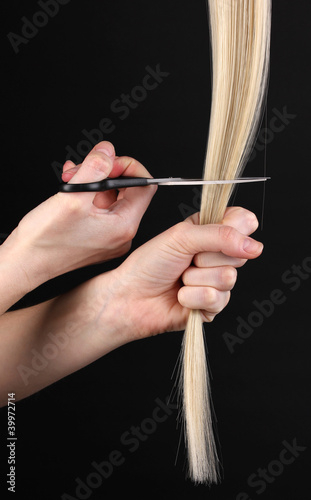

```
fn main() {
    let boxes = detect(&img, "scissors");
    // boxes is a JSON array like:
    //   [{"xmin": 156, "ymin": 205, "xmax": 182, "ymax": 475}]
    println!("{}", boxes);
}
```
[{"xmin": 59, "ymin": 176, "xmax": 270, "ymax": 192}]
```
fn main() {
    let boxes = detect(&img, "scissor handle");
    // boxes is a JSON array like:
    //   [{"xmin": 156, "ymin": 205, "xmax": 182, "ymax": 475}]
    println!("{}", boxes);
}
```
[{"xmin": 59, "ymin": 177, "xmax": 151, "ymax": 192}]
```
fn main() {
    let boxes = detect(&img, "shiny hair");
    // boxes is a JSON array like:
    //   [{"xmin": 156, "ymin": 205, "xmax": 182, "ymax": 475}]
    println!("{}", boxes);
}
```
[{"xmin": 179, "ymin": 0, "xmax": 272, "ymax": 484}]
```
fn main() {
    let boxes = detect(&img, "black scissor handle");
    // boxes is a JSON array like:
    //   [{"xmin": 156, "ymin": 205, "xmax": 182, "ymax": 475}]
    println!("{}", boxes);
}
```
[{"xmin": 59, "ymin": 177, "xmax": 151, "ymax": 192}]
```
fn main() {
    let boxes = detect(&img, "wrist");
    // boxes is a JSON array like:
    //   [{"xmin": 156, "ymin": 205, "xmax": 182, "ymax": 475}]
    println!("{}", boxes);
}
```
[
  {"xmin": 44, "ymin": 270, "xmax": 135, "ymax": 364},
  {"xmin": 0, "ymin": 228, "xmax": 50, "ymax": 313},
  {"xmin": 89, "ymin": 270, "xmax": 133, "ymax": 350},
  {"xmin": 0, "ymin": 239, "xmax": 31, "ymax": 314}
]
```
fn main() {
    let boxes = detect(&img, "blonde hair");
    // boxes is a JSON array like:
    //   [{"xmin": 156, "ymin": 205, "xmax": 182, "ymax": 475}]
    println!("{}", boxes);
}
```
[{"xmin": 179, "ymin": 0, "xmax": 271, "ymax": 484}]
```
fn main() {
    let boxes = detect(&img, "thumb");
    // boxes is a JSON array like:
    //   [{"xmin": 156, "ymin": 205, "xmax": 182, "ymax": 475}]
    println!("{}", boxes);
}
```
[
  {"xmin": 68, "ymin": 142, "xmax": 115, "ymax": 184},
  {"xmin": 165, "ymin": 221, "xmax": 264, "ymax": 260}
]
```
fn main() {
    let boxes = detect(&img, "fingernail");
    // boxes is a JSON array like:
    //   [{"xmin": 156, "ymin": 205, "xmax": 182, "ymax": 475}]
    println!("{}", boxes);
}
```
[
  {"xmin": 97, "ymin": 147, "xmax": 114, "ymax": 157},
  {"xmin": 243, "ymin": 238, "xmax": 264, "ymax": 254}
]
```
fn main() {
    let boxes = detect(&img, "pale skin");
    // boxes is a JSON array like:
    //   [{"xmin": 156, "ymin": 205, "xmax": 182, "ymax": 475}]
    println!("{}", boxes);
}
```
[
  {"xmin": 0, "ymin": 142, "xmax": 263, "ymax": 406},
  {"xmin": 0, "ymin": 141, "xmax": 157, "ymax": 313}
]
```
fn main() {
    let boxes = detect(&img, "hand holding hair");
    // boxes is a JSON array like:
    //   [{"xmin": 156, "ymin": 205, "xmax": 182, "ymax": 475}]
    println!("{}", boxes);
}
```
[
  {"xmin": 95, "ymin": 206, "xmax": 263, "ymax": 340},
  {"xmin": 0, "ymin": 206, "xmax": 261, "ymax": 405},
  {"xmin": 180, "ymin": 206, "xmax": 259, "ymax": 322}
]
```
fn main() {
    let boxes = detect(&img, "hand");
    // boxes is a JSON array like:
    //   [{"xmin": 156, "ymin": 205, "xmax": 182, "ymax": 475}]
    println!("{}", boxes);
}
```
[
  {"xmin": 4, "ymin": 142, "xmax": 157, "ymax": 289},
  {"xmin": 96, "ymin": 207, "xmax": 263, "ymax": 341},
  {"xmin": 0, "ymin": 206, "xmax": 262, "ymax": 400}
]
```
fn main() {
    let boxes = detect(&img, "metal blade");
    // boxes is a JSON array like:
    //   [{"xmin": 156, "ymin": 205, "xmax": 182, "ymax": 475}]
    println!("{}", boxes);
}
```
[{"xmin": 148, "ymin": 177, "xmax": 270, "ymax": 186}]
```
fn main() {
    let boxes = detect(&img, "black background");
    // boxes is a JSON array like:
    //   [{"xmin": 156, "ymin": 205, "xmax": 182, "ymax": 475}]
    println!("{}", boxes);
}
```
[{"xmin": 0, "ymin": 1, "xmax": 310, "ymax": 499}]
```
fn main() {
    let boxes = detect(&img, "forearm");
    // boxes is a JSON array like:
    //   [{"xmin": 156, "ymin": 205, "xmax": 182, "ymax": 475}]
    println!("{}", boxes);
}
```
[
  {"xmin": 0, "ymin": 235, "xmax": 33, "ymax": 315},
  {"xmin": 0, "ymin": 271, "xmax": 125, "ymax": 406}
]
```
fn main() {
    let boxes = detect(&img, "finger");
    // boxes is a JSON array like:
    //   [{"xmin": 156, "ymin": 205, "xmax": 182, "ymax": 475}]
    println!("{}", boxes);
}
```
[
  {"xmin": 62, "ymin": 160, "xmax": 77, "ymax": 173},
  {"xmin": 61, "ymin": 142, "xmax": 116, "ymax": 207},
  {"xmin": 106, "ymin": 156, "xmax": 157, "ymax": 224},
  {"xmin": 186, "ymin": 207, "xmax": 257, "ymax": 268},
  {"xmin": 193, "ymin": 252, "xmax": 247, "ymax": 268},
  {"xmin": 69, "ymin": 141, "xmax": 115, "ymax": 184},
  {"xmin": 186, "ymin": 207, "xmax": 259, "ymax": 236},
  {"xmin": 62, "ymin": 161, "xmax": 80, "ymax": 182},
  {"xmin": 62, "ymin": 168, "xmax": 80, "ymax": 182},
  {"xmin": 178, "ymin": 286, "xmax": 230, "ymax": 317},
  {"xmin": 170, "ymin": 222, "xmax": 264, "ymax": 260},
  {"xmin": 222, "ymin": 206, "xmax": 259, "ymax": 236},
  {"xmin": 182, "ymin": 266, "xmax": 237, "ymax": 291},
  {"xmin": 93, "ymin": 188, "xmax": 119, "ymax": 209},
  {"xmin": 107, "ymin": 155, "xmax": 153, "ymax": 180}
]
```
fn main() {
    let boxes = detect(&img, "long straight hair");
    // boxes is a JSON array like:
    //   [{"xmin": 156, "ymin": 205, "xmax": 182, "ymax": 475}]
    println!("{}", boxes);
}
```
[{"xmin": 179, "ymin": 0, "xmax": 271, "ymax": 484}]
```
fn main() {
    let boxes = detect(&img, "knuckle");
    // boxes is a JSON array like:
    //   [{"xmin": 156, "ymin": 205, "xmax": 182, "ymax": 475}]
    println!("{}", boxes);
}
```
[
  {"xmin": 228, "ymin": 206, "xmax": 245, "ymax": 217},
  {"xmin": 244, "ymin": 209, "xmax": 259, "ymax": 232},
  {"xmin": 177, "ymin": 287, "xmax": 186, "ymax": 307},
  {"xmin": 232, "ymin": 206, "xmax": 257, "ymax": 222},
  {"xmin": 87, "ymin": 152, "xmax": 110, "ymax": 173},
  {"xmin": 58, "ymin": 192, "xmax": 83, "ymax": 214},
  {"xmin": 220, "ymin": 266, "xmax": 237, "ymax": 289},
  {"xmin": 224, "ymin": 290, "xmax": 231, "ymax": 308},
  {"xmin": 193, "ymin": 252, "xmax": 203, "ymax": 267},
  {"xmin": 219, "ymin": 224, "xmax": 237, "ymax": 245},
  {"xmin": 233, "ymin": 258, "xmax": 248, "ymax": 268},
  {"xmin": 168, "ymin": 222, "xmax": 187, "ymax": 247},
  {"xmin": 120, "ymin": 220, "xmax": 137, "ymax": 243},
  {"xmin": 202, "ymin": 287, "xmax": 219, "ymax": 310},
  {"xmin": 202, "ymin": 288, "xmax": 230, "ymax": 313},
  {"xmin": 181, "ymin": 269, "xmax": 189, "ymax": 285}
]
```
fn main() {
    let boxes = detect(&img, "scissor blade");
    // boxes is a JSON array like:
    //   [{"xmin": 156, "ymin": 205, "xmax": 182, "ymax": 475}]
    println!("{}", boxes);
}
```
[{"xmin": 152, "ymin": 177, "xmax": 270, "ymax": 186}]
